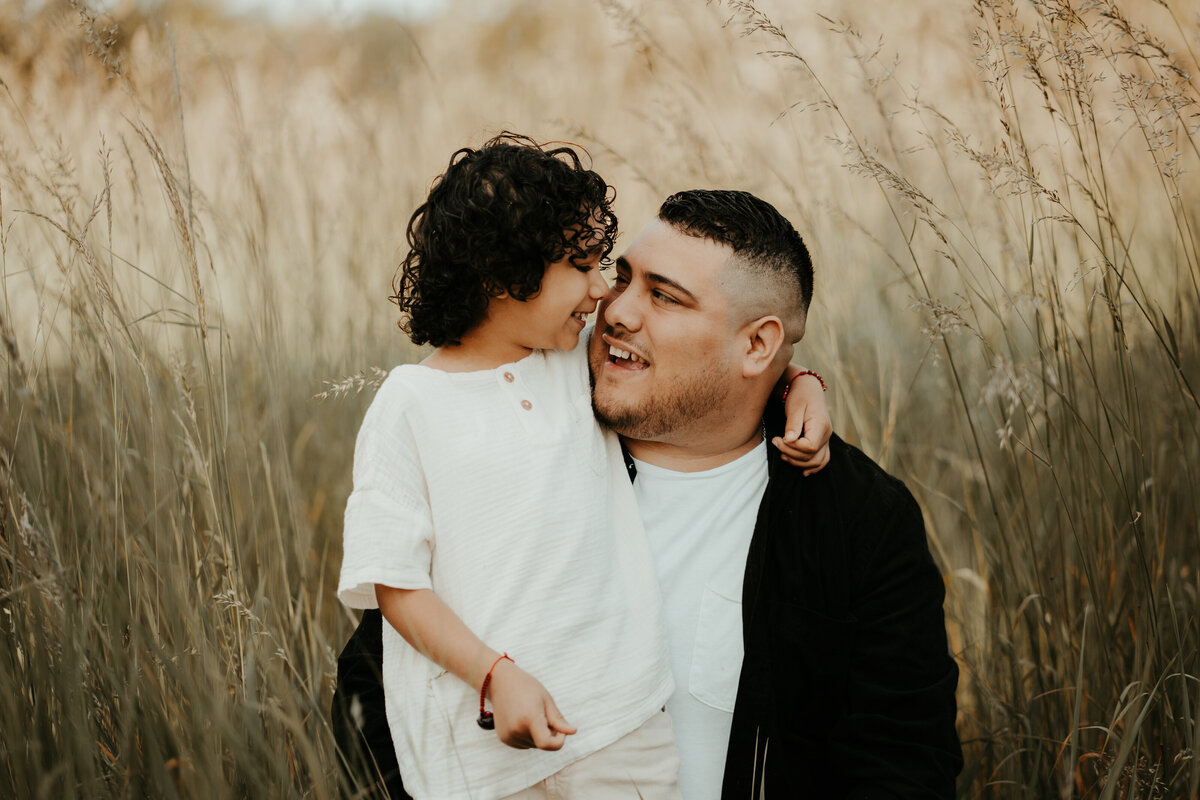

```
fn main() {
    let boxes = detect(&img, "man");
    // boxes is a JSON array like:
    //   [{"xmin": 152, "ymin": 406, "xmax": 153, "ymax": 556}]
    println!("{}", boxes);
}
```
[
  {"xmin": 588, "ymin": 190, "xmax": 961, "ymax": 798},
  {"xmin": 333, "ymin": 190, "xmax": 962, "ymax": 798}
]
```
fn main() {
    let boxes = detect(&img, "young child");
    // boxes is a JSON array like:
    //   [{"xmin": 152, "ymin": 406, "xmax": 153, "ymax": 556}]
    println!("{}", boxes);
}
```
[{"xmin": 337, "ymin": 133, "xmax": 829, "ymax": 799}]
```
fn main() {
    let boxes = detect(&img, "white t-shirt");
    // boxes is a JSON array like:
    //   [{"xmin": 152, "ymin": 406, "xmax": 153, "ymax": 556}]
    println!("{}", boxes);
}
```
[
  {"xmin": 338, "ymin": 342, "xmax": 673, "ymax": 800},
  {"xmin": 631, "ymin": 440, "xmax": 769, "ymax": 800}
]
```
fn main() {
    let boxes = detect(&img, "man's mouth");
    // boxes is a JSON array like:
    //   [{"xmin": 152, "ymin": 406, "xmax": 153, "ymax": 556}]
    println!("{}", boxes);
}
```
[
  {"xmin": 607, "ymin": 344, "xmax": 646, "ymax": 364},
  {"xmin": 604, "ymin": 340, "xmax": 649, "ymax": 370}
]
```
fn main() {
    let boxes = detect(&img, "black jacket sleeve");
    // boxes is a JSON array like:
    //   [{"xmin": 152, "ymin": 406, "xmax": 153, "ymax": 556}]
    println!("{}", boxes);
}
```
[
  {"xmin": 331, "ymin": 609, "xmax": 412, "ymax": 800},
  {"xmin": 831, "ymin": 480, "xmax": 962, "ymax": 799},
  {"xmin": 735, "ymin": 428, "xmax": 963, "ymax": 800}
]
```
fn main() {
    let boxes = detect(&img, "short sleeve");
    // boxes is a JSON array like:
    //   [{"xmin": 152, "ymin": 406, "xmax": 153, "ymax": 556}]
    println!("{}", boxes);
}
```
[{"xmin": 337, "ymin": 376, "xmax": 435, "ymax": 608}]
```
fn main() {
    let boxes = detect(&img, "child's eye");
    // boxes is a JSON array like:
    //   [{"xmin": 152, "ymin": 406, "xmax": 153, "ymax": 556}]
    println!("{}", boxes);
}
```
[{"xmin": 572, "ymin": 253, "xmax": 604, "ymax": 273}]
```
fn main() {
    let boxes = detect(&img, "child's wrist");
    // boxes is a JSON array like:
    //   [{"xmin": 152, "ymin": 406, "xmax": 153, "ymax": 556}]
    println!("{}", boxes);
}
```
[
  {"xmin": 478, "ymin": 653, "xmax": 514, "ymax": 730},
  {"xmin": 781, "ymin": 369, "xmax": 827, "ymax": 401},
  {"xmin": 483, "ymin": 654, "xmax": 516, "ymax": 698}
]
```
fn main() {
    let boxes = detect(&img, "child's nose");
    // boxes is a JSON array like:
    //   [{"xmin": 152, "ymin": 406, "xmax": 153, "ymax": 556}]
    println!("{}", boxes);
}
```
[{"xmin": 588, "ymin": 268, "xmax": 609, "ymax": 299}]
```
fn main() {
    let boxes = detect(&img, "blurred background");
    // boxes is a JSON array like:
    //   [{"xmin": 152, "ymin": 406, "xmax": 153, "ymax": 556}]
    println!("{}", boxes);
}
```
[{"xmin": 1, "ymin": 0, "xmax": 1197, "ymax": 796}]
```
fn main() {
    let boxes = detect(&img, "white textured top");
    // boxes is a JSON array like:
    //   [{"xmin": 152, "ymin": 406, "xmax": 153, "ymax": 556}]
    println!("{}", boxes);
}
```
[
  {"xmin": 338, "ymin": 340, "xmax": 673, "ymax": 800},
  {"xmin": 631, "ymin": 440, "xmax": 769, "ymax": 800}
]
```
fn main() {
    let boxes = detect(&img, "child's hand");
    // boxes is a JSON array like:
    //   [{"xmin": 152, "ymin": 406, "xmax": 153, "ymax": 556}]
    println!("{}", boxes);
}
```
[
  {"xmin": 775, "ymin": 370, "xmax": 832, "ymax": 475},
  {"xmin": 487, "ymin": 660, "xmax": 577, "ymax": 750}
]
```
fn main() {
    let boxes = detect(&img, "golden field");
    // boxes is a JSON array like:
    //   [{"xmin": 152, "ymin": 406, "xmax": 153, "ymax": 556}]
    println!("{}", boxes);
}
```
[{"xmin": 0, "ymin": 0, "xmax": 1197, "ymax": 796}]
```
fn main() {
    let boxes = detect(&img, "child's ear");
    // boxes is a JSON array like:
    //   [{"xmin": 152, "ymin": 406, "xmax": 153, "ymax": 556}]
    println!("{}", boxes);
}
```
[{"xmin": 741, "ymin": 315, "xmax": 786, "ymax": 378}]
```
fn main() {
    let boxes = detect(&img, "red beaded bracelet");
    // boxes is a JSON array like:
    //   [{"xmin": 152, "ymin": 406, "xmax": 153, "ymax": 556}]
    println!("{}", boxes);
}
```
[
  {"xmin": 781, "ymin": 369, "xmax": 827, "ymax": 401},
  {"xmin": 477, "ymin": 653, "xmax": 514, "ymax": 730}
]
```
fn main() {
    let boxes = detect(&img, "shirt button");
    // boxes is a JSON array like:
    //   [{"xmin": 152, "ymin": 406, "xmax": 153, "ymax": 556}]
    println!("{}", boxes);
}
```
[
  {"xmin": 503, "ymin": 372, "xmax": 515, "ymax": 382},
  {"xmin": 520, "ymin": 399, "xmax": 533, "ymax": 410}
]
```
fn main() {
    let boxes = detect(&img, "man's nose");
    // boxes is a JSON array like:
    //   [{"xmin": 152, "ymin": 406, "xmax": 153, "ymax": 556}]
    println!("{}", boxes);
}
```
[{"xmin": 601, "ymin": 285, "xmax": 640, "ymax": 331}]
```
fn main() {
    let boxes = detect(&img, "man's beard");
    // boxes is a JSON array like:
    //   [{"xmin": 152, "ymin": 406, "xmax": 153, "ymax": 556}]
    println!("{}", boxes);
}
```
[{"xmin": 590, "ymin": 364, "xmax": 729, "ymax": 441}]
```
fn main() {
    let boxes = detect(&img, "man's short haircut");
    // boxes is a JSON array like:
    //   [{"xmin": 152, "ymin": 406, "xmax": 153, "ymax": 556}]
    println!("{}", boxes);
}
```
[
  {"xmin": 392, "ymin": 132, "xmax": 618, "ymax": 347},
  {"xmin": 658, "ymin": 190, "xmax": 813, "ymax": 339}
]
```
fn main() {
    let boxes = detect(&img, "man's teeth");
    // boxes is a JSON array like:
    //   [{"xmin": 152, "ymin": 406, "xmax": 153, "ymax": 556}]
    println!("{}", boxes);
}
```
[
  {"xmin": 573, "ymin": 313, "xmax": 587, "ymax": 321},
  {"xmin": 608, "ymin": 344, "xmax": 646, "ymax": 364}
]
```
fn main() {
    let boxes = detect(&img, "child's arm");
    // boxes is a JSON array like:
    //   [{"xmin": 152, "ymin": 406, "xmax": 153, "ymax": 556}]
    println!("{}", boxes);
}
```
[
  {"xmin": 773, "ymin": 365, "xmax": 832, "ymax": 475},
  {"xmin": 374, "ymin": 585, "xmax": 577, "ymax": 750}
]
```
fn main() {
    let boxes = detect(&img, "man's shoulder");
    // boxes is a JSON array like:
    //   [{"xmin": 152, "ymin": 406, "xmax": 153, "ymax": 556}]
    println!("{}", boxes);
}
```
[
  {"xmin": 764, "ymin": 431, "xmax": 928, "ymax": 571},
  {"xmin": 773, "ymin": 433, "xmax": 915, "ymax": 514}
]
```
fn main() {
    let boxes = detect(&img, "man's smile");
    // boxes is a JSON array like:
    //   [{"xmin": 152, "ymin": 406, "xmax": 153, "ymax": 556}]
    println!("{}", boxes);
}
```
[{"xmin": 601, "ymin": 332, "xmax": 650, "ymax": 371}]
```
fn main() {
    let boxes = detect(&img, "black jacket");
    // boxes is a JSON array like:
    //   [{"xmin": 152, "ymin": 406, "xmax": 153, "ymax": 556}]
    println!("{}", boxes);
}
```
[
  {"xmin": 716, "ymin": 409, "xmax": 962, "ymax": 798},
  {"xmin": 332, "ymin": 420, "xmax": 962, "ymax": 799}
]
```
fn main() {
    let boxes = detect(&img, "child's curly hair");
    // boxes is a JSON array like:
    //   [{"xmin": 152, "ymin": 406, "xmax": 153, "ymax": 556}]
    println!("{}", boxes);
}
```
[{"xmin": 391, "ymin": 132, "xmax": 618, "ymax": 347}]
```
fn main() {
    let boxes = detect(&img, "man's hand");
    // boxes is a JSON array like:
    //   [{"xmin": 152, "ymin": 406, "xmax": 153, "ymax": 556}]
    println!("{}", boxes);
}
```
[
  {"xmin": 776, "ymin": 370, "xmax": 832, "ymax": 475},
  {"xmin": 487, "ymin": 660, "xmax": 577, "ymax": 750}
]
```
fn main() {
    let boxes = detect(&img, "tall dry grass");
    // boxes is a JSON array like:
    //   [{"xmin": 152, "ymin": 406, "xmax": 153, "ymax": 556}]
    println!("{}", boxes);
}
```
[
  {"xmin": 0, "ymin": 0, "xmax": 1196, "ymax": 797},
  {"xmin": 713, "ymin": 1, "xmax": 1200, "ymax": 796}
]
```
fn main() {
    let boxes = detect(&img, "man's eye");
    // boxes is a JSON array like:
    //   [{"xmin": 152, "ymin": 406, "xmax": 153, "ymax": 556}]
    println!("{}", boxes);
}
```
[
  {"xmin": 613, "ymin": 275, "xmax": 629, "ymax": 289},
  {"xmin": 652, "ymin": 290, "xmax": 677, "ymax": 304}
]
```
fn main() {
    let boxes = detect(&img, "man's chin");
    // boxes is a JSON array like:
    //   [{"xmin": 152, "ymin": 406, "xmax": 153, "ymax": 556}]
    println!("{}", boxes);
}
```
[
  {"xmin": 592, "ymin": 401, "xmax": 648, "ymax": 438},
  {"xmin": 590, "ymin": 383, "xmax": 647, "ymax": 435},
  {"xmin": 592, "ymin": 365, "xmax": 729, "ymax": 442}
]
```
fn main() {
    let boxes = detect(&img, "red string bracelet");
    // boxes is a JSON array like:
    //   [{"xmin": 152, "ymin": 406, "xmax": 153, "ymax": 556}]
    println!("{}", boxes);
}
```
[
  {"xmin": 781, "ymin": 369, "xmax": 827, "ymax": 401},
  {"xmin": 477, "ymin": 653, "xmax": 513, "ymax": 730}
]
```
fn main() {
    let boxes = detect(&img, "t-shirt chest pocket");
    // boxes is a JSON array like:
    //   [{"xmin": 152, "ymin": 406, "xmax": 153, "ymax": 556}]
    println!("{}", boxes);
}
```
[{"xmin": 688, "ymin": 584, "xmax": 744, "ymax": 713}]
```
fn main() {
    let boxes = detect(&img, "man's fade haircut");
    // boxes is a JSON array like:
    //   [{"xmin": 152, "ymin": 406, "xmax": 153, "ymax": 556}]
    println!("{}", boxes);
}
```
[
  {"xmin": 658, "ymin": 189, "xmax": 813, "ymax": 340},
  {"xmin": 392, "ymin": 132, "xmax": 618, "ymax": 347}
]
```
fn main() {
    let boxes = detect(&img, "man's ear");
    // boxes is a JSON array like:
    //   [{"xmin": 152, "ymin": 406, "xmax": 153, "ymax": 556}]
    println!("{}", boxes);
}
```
[{"xmin": 740, "ymin": 315, "xmax": 786, "ymax": 378}]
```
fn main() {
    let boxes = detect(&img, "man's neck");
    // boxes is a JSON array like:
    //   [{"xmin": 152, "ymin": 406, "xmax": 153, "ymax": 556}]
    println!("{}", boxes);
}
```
[{"xmin": 622, "ymin": 423, "xmax": 764, "ymax": 473}]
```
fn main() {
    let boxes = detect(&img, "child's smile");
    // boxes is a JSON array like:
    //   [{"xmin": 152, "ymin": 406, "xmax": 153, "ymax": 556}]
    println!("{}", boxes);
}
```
[{"xmin": 485, "ymin": 251, "xmax": 610, "ymax": 356}]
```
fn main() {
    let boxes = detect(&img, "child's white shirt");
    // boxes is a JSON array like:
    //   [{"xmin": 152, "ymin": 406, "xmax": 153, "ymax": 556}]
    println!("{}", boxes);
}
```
[{"xmin": 338, "ymin": 338, "xmax": 673, "ymax": 800}]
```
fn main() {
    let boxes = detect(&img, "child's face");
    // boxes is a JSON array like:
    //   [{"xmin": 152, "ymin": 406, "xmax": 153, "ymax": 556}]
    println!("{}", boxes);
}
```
[{"xmin": 487, "ymin": 251, "xmax": 611, "ymax": 353}]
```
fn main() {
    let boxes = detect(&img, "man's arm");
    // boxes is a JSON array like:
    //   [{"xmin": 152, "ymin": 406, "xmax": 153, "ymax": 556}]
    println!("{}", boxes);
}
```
[
  {"xmin": 331, "ymin": 609, "xmax": 410, "ymax": 799},
  {"xmin": 835, "ymin": 487, "xmax": 963, "ymax": 799}
]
